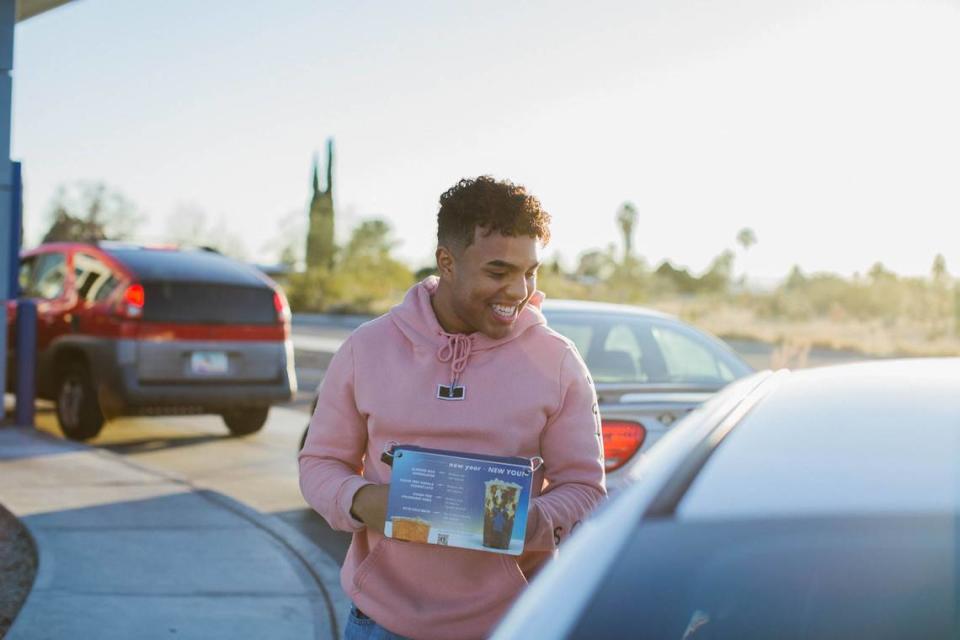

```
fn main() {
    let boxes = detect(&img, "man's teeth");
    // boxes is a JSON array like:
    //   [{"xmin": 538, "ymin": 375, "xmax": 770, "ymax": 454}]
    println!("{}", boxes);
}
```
[{"xmin": 492, "ymin": 304, "xmax": 516, "ymax": 317}]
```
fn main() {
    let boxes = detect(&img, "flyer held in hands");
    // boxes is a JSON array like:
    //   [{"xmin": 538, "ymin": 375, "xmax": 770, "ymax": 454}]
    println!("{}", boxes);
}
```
[{"xmin": 383, "ymin": 446, "xmax": 536, "ymax": 555}]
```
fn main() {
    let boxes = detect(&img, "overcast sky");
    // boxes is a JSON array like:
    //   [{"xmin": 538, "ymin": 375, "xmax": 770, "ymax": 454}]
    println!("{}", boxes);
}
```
[{"xmin": 13, "ymin": 0, "xmax": 960, "ymax": 280}]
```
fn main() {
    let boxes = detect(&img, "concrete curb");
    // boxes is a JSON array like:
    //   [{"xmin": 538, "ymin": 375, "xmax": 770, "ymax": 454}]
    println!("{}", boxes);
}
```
[
  {"xmin": 0, "ymin": 425, "xmax": 346, "ymax": 639},
  {"xmin": 197, "ymin": 490, "xmax": 349, "ymax": 640}
]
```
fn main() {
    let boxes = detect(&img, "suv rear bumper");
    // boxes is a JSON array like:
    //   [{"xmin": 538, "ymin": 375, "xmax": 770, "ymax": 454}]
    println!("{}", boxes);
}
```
[
  {"xmin": 43, "ymin": 336, "xmax": 297, "ymax": 416},
  {"xmin": 98, "ymin": 374, "xmax": 295, "ymax": 416}
]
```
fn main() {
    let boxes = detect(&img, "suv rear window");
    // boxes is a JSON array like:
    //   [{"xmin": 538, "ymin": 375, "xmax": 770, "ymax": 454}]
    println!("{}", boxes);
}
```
[{"xmin": 142, "ymin": 282, "xmax": 276, "ymax": 325}]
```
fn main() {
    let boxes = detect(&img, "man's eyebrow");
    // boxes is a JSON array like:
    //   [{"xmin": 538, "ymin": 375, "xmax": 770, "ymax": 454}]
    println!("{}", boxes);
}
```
[{"xmin": 485, "ymin": 260, "xmax": 541, "ymax": 270}]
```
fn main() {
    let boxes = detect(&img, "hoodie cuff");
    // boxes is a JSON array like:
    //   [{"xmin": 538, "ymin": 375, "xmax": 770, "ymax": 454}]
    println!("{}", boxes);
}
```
[
  {"xmin": 337, "ymin": 476, "xmax": 376, "ymax": 531},
  {"xmin": 523, "ymin": 500, "xmax": 556, "ymax": 551}
]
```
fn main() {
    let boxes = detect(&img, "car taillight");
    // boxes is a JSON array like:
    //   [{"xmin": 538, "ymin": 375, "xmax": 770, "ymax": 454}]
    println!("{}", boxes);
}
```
[
  {"xmin": 273, "ymin": 290, "xmax": 291, "ymax": 323},
  {"xmin": 120, "ymin": 283, "xmax": 145, "ymax": 319},
  {"xmin": 601, "ymin": 419, "xmax": 646, "ymax": 472}
]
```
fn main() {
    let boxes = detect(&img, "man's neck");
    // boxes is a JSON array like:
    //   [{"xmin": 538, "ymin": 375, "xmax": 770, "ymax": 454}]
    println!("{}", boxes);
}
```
[{"xmin": 430, "ymin": 282, "xmax": 471, "ymax": 334}]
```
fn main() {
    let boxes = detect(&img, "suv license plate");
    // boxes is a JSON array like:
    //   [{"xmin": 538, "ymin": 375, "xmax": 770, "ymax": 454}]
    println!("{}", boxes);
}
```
[{"xmin": 191, "ymin": 351, "xmax": 228, "ymax": 375}]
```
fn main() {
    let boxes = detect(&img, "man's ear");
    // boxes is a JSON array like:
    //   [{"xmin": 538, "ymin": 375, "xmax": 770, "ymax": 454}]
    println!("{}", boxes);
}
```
[{"xmin": 436, "ymin": 245, "xmax": 456, "ymax": 280}]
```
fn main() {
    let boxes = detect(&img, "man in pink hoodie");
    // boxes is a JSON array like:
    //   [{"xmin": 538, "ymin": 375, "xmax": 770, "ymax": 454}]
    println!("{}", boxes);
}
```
[{"xmin": 299, "ymin": 176, "xmax": 606, "ymax": 640}]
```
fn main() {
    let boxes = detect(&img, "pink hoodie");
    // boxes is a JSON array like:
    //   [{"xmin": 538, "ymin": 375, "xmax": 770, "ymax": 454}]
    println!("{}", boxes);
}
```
[{"xmin": 299, "ymin": 277, "xmax": 606, "ymax": 640}]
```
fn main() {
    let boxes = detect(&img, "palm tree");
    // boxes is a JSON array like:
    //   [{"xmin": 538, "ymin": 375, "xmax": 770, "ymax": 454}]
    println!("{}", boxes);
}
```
[
  {"xmin": 931, "ymin": 254, "xmax": 948, "ymax": 284},
  {"xmin": 736, "ymin": 227, "xmax": 757, "ymax": 253},
  {"xmin": 735, "ymin": 227, "xmax": 757, "ymax": 285},
  {"xmin": 616, "ymin": 202, "xmax": 638, "ymax": 263}
]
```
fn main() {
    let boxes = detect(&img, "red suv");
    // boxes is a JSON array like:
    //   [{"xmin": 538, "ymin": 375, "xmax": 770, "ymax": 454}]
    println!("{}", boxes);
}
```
[{"xmin": 8, "ymin": 242, "xmax": 297, "ymax": 441}]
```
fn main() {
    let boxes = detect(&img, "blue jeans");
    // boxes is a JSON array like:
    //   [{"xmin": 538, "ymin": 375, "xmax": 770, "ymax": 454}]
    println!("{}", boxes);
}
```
[{"xmin": 343, "ymin": 605, "xmax": 412, "ymax": 640}]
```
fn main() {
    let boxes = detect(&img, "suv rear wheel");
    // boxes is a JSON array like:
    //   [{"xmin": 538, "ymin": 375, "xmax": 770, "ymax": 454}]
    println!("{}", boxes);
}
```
[
  {"xmin": 56, "ymin": 362, "xmax": 105, "ymax": 441},
  {"xmin": 221, "ymin": 407, "xmax": 269, "ymax": 436}
]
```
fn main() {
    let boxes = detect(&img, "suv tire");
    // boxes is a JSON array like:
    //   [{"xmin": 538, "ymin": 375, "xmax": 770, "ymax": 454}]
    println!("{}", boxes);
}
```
[
  {"xmin": 222, "ymin": 407, "xmax": 269, "ymax": 436},
  {"xmin": 56, "ymin": 362, "xmax": 105, "ymax": 441}
]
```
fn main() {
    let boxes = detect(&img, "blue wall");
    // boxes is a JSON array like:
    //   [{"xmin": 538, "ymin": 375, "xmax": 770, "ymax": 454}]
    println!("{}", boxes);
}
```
[{"xmin": 0, "ymin": 0, "xmax": 14, "ymax": 411}]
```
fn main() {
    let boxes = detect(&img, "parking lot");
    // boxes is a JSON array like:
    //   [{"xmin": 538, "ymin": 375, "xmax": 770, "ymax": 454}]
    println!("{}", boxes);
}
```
[
  {"xmin": 16, "ymin": 314, "xmax": 870, "ymax": 571},
  {"xmin": 20, "ymin": 321, "xmax": 355, "ymax": 565}
]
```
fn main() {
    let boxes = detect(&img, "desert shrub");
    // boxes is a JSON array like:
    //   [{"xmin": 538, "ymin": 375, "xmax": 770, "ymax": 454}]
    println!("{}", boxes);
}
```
[
  {"xmin": 757, "ymin": 272, "xmax": 954, "ymax": 324},
  {"xmin": 283, "ymin": 218, "xmax": 415, "ymax": 314}
]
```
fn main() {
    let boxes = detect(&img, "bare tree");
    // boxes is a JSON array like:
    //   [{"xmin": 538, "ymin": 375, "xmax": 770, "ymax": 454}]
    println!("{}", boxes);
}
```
[
  {"xmin": 42, "ymin": 182, "xmax": 144, "ymax": 243},
  {"xmin": 163, "ymin": 204, "xmax": 249, "ymax": 259},
  {"xmin": 261, "ymin": 209, "xmax": 307, "ymax": 271},
  {"xmin": 163, "ymin": 204, "xmax": 209, "ymax": 247}
]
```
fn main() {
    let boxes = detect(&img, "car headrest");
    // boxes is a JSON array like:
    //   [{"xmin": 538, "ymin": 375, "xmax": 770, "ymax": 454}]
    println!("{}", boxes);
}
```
[{"xmin": 589, "ymin": 349, "xmax": 638, "ymax": 381}]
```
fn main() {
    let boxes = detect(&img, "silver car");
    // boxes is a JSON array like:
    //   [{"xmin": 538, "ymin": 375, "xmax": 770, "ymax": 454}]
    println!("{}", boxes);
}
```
[
  {"xmin": 540, "ymin": 300, "xmax": 752, "ymax": 492},
  {"xmin": 300, "ymin": 300, "xmax": 752, "ymax": 490},
  {"xmin": 493, "ymin": 358, "xmax": 960, "ymax": 639}
]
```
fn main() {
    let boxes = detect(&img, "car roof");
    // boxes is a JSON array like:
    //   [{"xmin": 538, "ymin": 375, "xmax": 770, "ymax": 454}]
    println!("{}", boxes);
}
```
[
  {"xmin": 491, "ymin": 360, "xmax": 960, "ymax": 640},
  {"xmin": 102, "ymin": 246, "xmax": 271, "ymax": 287},
  {"xmin": 541, "ymin": 298, "xmax": 674, "ymax": 320},
  {"xmin": 678, "ymin": 358, "xmax": 960, "ymax": 519}
]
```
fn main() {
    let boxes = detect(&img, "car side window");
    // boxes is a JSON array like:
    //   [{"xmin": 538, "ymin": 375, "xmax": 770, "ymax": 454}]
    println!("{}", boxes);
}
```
[
  {"xmin": 548, "ymin": 322, "xmax": 593, "ymax": 360},
  {"xmin": 18, "ymin": 257, "xmax": 35, "ymax": 296},
  {"xmin": 597, "ymin": 323, "xmax": 646, "ymax": 382},
  {"xmin": 92, "ymin": 274, "xmax": 120, "ymax": 303},
  {"xmin": 603, "ymin": 324, "xmax": 644, "ymax": 362},
  {"xmin": 26, "ymin": 253, "xmax": 68, "ymax": 300},
  {"xmin": 74, "ymin": 252, "xmax": 117, "ymax": 302},
  {"xmin": 651, "ymin": 325, "xmax": 734, "ymax": 383}
]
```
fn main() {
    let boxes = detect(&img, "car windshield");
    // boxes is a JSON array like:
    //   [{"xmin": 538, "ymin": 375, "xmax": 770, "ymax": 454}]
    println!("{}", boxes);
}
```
[
  {"xmin": 542, "ymin": 310, "xmax": 750, "ymax": 385},
  {"xmin": 572, "ymin": 516, "xmax": 958, "ymax": 640}
]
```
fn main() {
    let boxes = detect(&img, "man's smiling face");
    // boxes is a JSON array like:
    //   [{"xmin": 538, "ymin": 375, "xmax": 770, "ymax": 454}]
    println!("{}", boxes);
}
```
[{"xmin": 435, "ymin": 227, "xmax": 542, "ymax": 339}]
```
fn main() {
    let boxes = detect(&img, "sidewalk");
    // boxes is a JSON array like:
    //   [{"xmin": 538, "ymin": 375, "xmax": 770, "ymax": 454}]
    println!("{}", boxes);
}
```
[{"xmin": 0, "ymin": 425, "xmax": 348, "ymax": 640}]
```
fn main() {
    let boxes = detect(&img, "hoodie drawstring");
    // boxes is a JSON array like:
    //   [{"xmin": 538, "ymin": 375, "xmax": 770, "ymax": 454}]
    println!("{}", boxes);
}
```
[{"xmin": 437, "ymin": 333, "xmax": 473, "ymax": 387}]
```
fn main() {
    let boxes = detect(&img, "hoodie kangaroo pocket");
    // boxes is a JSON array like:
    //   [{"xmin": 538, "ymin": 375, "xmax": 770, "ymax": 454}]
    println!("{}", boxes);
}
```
[
  {"xmin": 355, "ymin": 539, "xmax": 528, "ymax": 619},
  {"xmin": 353, "ymin": 538, "xmax": 388, "ymax": 591}
]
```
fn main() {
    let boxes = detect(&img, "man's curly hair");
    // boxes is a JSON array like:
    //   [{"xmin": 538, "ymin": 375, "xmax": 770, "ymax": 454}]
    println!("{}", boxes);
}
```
[{"xmin": 437, "ymin": 176, "xmax": 551, "ymax": 250}]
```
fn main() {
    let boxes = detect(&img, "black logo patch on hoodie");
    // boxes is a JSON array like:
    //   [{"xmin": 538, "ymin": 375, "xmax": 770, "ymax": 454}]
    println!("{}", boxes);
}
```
[{"xmin": 436, "ymin": 384, "xmax": 466, "ymax": 401}]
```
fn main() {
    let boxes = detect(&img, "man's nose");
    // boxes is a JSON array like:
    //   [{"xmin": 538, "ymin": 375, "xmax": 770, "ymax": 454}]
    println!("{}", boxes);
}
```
[{"xmin": 505, "ymin": 274, "xmax": 528, "ymax": 301}]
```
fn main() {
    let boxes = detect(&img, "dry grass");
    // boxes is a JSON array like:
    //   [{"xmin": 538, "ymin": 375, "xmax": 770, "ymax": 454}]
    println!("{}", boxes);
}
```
[{"xmin": 656, "ymin": 298, "xmax": 960, "ymax": 358}]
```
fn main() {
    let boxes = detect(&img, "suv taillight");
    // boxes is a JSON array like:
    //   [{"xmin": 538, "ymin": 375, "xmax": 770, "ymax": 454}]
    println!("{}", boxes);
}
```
[
  {"xmin": 273, "ymin": 290, "xmax": 291, "ymax": 323},
  {"xmin": 601, "ymin": 419, "xmax": 646, "ymax": 472},
  {"xmin": 119, "ymin": 283, "xmax": 145, "ymax": 319}
]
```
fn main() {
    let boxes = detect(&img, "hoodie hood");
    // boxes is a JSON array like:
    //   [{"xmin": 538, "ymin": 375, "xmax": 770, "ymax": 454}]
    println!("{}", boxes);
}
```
[{"xmin": 390, "ymin": 276, "xmax": 547, "ymax": 385}]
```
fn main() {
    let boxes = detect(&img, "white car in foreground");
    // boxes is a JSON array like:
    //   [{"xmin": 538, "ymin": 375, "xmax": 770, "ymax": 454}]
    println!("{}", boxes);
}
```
[{"xmin": 493, "ymin": 358, "xmax": 960, "ymax": 640}]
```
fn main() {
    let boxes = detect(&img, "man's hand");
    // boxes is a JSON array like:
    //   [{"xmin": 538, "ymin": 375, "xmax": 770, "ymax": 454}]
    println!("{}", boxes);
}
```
[{"xmin": 350, "ymin": 484, "xmax": 390, "ymax": 534}]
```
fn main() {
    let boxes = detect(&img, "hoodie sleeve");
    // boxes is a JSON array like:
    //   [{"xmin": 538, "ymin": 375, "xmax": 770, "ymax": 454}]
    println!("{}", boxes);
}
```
[
  {"xmin": 298, "ymin": 337, "xmax": 374, "ymax": 532},
  {"xmin": 525, "ymin": 346, "xmax": 607, "ymax": 551}
]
